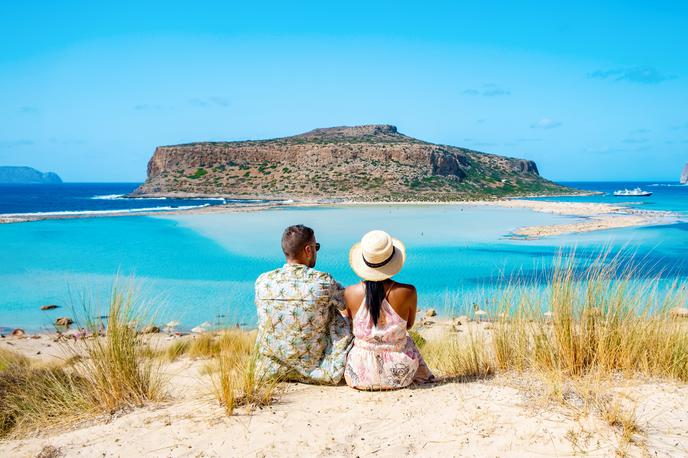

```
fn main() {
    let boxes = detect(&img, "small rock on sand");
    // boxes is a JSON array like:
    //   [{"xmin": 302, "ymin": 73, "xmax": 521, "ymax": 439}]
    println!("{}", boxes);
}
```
[
  {"xmin": 425, "ymin": 308, "xmax": 437, "ymax": 317},
  {"xmin": 670, "ymin": 307, "xmax": 688, "ymax": 319},
  {"xmin": 55, "ymin": 317, "xmax": 73, "ymax": 327},
  {"xmin": 455, "ymin": 315, "xmax": 470, "ymax": 325},
  {"xmin": 11, "ymin": 328, "xmax": 25, "ymax": 337},
  {"xmin": 40, "ymin": 304, "xmax": 59, "ymax": 311},
  {"xmin": 141, "ymin": 325, "xmax": 160, "ymax": 334},
  {"xmin": 36, "ymin": 445, "xmax": 62, "ymax": 458}
]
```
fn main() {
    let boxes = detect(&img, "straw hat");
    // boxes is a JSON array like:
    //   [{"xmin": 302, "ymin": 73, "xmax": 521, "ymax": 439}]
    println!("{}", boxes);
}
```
[{"xmin": 349, "ymin": 230, "xmax": 406, "ymax": 281}]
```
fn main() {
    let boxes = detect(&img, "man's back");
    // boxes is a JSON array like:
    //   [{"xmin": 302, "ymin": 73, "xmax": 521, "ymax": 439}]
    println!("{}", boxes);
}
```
[{"xmin": 255, "ymin": 263, "xmax": 352, "ymax": 384}]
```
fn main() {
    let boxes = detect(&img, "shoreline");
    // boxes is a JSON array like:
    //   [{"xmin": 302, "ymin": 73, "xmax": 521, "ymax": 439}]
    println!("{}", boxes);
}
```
[{"xmin": 0, "ymin": 196, "xmax": 679, "ymax": 240}]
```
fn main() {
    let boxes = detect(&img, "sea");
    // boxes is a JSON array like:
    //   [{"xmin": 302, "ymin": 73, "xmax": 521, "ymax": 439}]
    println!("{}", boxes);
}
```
[{"xmin": 1, "ymin": 182, "xmax": 686, "ymax": 331}]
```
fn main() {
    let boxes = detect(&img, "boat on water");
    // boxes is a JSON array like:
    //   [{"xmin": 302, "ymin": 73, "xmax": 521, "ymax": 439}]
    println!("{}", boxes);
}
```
[{"xmin": 612, "ymin": 187, "xmax": 652, "ymax": 197}]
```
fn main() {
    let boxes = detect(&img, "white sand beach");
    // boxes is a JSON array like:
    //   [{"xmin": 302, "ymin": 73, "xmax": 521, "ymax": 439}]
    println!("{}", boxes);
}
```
[{"xmin": 2, "ymin": 321, "xmax": 687, "ymax": 458}]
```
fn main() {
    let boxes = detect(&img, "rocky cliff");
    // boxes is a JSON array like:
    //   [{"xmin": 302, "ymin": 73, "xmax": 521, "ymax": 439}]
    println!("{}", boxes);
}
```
[
  {"xmin": 133, "ymin": 125, "xmax": 572, "ymax": 201},
  {"xmin": 0, "ymin": 166, "xmax": 62, "ymax": 184},
  {"xmin": 681, "ymin": 162, "xmax": 688, "ymax": 185}
]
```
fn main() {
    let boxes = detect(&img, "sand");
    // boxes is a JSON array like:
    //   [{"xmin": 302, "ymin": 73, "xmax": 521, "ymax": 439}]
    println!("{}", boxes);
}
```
[{"xmin": 2, "ymin": 325, "xmax": 687, "ymax": 457}]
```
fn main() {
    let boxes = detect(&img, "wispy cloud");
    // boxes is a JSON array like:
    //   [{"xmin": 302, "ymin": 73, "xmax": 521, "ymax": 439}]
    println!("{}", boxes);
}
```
[
  {"xmin": 588, "ymin": 66, "xmax": 675, "ymax": 84},
  {"xmin": 530, "ymin": 118, "xmax": 562, "ymax": 129},
  {"xmin": 134, "ymin": 96, "xmax": 231, "ymax": 111},
  {"xmin": 623, "ymin": 137, "xmax": 649, "ymax": 144},
  {"xmin": 462, "ymin": 138, "xmax": 498, "ymax": 147},
  {"xmin": 187, "ymin": 96, "xmax": 231, "ymax": 107},
  {"xmin": 584, "ymin": 144, "xmax": 651, "ymax": 155},
  {"xmin": 463, "ymin": 84, "xmax": 510, "ymax": 97},
  {"xmin": 18, "ymin": 106, "xmax": 38, "ymax": 114},
  {"xmin": 134, "ymin": 103, "xmax": 173, "ymax": 111},
  {"xmin": 671, "ymin": 122, "xmax": 688, "ymax": 130},
  {"xmin": 476, "ymin": 118, "xmax": 486, "ymax": 124},
  {"xmin": 0, "ymin": 139, "xmax": 34, "ymax": 148}
]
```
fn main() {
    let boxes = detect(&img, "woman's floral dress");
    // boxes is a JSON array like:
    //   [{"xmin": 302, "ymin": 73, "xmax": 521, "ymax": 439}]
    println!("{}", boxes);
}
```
[{"xmin": 345, "ymin": 298, "xmax": 433, "ymax": 390}]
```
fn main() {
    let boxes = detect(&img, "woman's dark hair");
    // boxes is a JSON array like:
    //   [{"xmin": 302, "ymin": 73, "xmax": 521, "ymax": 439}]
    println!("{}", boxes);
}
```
[{"xmin": 364, "ymin": 280, "xmax": 386, "ymax": 327}]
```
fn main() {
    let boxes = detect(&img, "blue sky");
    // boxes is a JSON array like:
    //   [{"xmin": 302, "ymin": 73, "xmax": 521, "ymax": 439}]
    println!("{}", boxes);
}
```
[{"xmin": 1, "ymin": 1, "xmax": 686, "ymax": 182}]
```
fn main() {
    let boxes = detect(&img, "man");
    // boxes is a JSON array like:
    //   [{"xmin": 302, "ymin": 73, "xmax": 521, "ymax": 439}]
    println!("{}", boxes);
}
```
[{"xmin": 254, "ymin": 224, "xmax": 353, "ymax": 384}]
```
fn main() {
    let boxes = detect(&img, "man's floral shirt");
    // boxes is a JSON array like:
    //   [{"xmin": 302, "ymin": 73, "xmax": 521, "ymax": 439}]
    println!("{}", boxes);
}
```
[{"xmin": 254, "ymin": 264, "xmax": 353, "ymax": 384}]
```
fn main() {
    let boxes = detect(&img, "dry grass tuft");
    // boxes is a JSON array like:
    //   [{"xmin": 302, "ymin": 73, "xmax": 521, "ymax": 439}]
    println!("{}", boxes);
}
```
[
  {"xmin": 424, "ymin": 326, "xmax": 494, "ymax": 380},
  {"xmin": 0, "ymin": 284, "xmax": 166, "ymax": 438},
  {"xmin": 163, "ymin": 339, "xmax": 191, "ymax": 362},
  {"xmin": 419, "ymin": 249, "xmax": 682, "ymax": 453},
  {"xmin": 209, "ymin": 330, "xmax": 278, "ymax": 415},
  {"xmin": 486, "ymin": 250, "xmax": 688, "ymax": 382},
  {"xmin": 69, "ymin": 285, "xmax": 166, "ymax": 411},
  {"xmin": 0, "ymin": 349, "xmax": 94, "ymax": 437}
]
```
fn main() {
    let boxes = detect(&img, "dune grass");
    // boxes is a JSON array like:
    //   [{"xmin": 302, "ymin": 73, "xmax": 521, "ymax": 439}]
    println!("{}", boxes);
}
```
[
  {"xmin": 0, "ymin": 284, "xmax": 165, "ymax": 438},
  {"xmin": 208, "ymin": 330, "xmax": 278, "ymax": 415},
  {"xmin": 70, "ymin": 285, "xmax": 165, "ymax": 411},
  {"xmin": 488, "ymin": 250, "xmax": 688, "ymax": 381},
  {"xmin": 0, "ymin": 349, "xmax": 95, "ymax": 438},
  {"xmin": 419, "ymin": 249, "xmax": 685, "ymax": 454},
  {"xmin": 423, "ymin": 250, "xmax": 687, "ymax": 382}
]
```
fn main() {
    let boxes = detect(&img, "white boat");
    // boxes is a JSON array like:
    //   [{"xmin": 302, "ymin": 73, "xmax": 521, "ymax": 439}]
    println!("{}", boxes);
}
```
[{"xmin": 612, "ymin": 187, "xmax": 652, "ymax": 197}]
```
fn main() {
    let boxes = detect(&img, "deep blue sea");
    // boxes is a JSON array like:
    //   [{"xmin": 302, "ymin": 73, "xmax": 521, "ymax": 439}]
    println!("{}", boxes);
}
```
[
  {"xmin": 0, "ymin": 183, "xmax": 238, "ymax": 216},
  {"xmin": 0, "ymin": 181, "xmax": 686, "ymax": 331}
]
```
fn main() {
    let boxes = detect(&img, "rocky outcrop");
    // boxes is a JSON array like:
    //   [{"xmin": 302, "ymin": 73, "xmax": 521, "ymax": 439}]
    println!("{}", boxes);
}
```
[
  {"xmin": 0, "ymin": 166, "xmax": 62, "ymax": 184},
  {"xmin": 681, "ymin": 162, "xmax": 688, "ymax": 185},
  {"xmin": 134, "ymin": 125, "xmax": 572, "ymax": 201}
]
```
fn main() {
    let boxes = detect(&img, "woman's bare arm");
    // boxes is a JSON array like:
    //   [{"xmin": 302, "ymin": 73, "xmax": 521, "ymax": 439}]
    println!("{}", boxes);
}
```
[{"xmin": 405, "ymin": 286, "xmax": 418, "ymax": 330}]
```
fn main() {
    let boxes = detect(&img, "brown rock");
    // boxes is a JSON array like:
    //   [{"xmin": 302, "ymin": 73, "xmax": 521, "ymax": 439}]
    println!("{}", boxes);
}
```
[
  {"xmin": 11, "ymin": 328, "xmax": 25, "ymax": 337},
  {"xmin": 55, "ymin": 317, "xmax": 73, "ymax": 327},
  {"xmin": 40, "ymin": 304, "xmax": 59, "ymax": 311}
]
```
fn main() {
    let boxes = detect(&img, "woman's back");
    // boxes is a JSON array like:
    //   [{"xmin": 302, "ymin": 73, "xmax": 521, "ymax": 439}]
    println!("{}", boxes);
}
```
[
  {"xmin": 351, "ymin": 297, "xmax": 407, "ymax": 349},
  {"xmin": 344, "ymin": 280, "xmax": 417, "ymax": 328},
  {"xmin": 344, "ymin": 280, "xmax": 432, "ymax": 390}
]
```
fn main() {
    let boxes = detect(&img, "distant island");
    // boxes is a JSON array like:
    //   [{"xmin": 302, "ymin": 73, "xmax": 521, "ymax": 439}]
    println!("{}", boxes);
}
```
[
  {"xmin": 681, "ymin": 162, "xmax": 688, "ymax": 185},
  {"xmin": 133, "ymin": 125, "xmax": 578, "ymax": 201},
  {"xmin": 0, "ymin": 166, "xmax": 62, "ymax": 184}
]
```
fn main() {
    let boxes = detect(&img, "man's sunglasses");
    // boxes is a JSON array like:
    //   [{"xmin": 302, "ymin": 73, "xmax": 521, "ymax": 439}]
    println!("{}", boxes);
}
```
[{"xmin": 314, "ymin": 242, "xmax": 321, "ymax": 252}]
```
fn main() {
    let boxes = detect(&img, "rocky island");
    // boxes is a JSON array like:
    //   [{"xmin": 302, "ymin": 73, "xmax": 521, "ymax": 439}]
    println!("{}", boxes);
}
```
[
  {"xmin": 0, "ymin": 166, "xmax": 62, "ymax": 184},
  {"xmin": 133, "ymin": 125, "xmax": 576, "ymax": 201}
]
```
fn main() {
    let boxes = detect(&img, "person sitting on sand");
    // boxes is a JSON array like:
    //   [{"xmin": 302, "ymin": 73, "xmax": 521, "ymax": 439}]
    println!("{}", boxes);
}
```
[
  {"xmin": 344, "ymin": 230, "xmax": 434, "ymax": 390},
  {"xmin": 254, "ymin": 224, "xmax": 353, "ymax": 384}
]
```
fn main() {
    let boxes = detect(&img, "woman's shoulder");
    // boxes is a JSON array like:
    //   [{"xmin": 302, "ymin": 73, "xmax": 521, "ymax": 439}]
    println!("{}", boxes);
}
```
[
  {"xmin": 391, "ymin": 281, "xmax": 416, "ymax": 295},
  {"xmin": 388, "ymin": 281, "xmax": 416, "ymax": 304},
  {"xmin": 344, "ymin": 282, "xmax": 365, "ymax": 301}
]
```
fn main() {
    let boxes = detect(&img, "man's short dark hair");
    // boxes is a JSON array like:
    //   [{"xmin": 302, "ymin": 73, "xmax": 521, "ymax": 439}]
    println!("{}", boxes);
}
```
[{"xmin": 281, "ymin": 224, "xmax": 315, "ymax": 258}]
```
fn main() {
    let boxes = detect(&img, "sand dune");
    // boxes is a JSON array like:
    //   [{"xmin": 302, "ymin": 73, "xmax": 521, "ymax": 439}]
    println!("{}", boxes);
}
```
[{"xmin": 2, "ymin": 328, "xmax": 687, "ymax": 457}]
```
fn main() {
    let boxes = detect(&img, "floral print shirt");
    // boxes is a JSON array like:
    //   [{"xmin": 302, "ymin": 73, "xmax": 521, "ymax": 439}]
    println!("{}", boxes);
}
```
[{"xmin": 254, "ymin": 263, "xmax": 353, "ymax": 384}]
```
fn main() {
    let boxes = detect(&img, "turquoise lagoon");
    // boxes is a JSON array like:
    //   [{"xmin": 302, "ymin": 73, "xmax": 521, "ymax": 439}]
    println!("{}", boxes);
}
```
[{"xmin": 1, "ymin": 204, "xmax": 687, "ymax": 331}]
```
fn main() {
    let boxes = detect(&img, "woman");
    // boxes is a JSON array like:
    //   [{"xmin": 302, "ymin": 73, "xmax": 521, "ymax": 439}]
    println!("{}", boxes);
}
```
[{"xmin": 344, "ymin": 230, "xmax": 434, "ymax": 390}]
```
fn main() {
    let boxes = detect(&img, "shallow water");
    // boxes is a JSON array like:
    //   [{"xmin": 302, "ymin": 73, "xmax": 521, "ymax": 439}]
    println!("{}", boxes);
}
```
[{"xmin": 1, "ymin": 203, "xmax": 686, "ymax": 331}]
